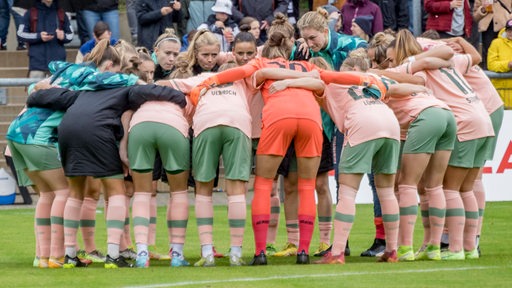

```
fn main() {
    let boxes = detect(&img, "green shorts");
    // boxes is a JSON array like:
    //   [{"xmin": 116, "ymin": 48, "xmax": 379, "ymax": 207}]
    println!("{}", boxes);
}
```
[
  {"xmin": 193, "ymin": 126, "xmax": 251, "ymax": 182},
  {"xmin": 128, "ymin": 122, "xmax": 190, "ymax": 174},
  {"xmin": 7, "ymin": 141, "xmax": 62, "ymax": 186},
  {"xmin": 448, "ymin": 137, "xmax": 492, "ymax": 168},
  {"xmin": 339, "ymin": 138, "xmax": 399, "ymax": 174},
  {"xmin": 95, "ymin": 174, "xmax": 124, "ymax": 179},
  {"xmin": 403, "ymin": 107, "xmax": 456, "ymax": 154},
  {"xmin": 486, "ymin": 105, "xmax": 504, "ymax": 160}
]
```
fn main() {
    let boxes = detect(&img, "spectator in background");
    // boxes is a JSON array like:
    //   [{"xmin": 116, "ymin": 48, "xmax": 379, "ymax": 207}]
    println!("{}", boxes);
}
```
[
  {"xmin": 82, "ymin": 0, "xmax": 120, "ymax": 41},
  {"xmin": 232, "ymin": 0, "xmax": 290, "ymax": 42},
  {"xmin": 198, "ymin": 0, "xmax": 239, "ymax": 52},
  {"xmin": 0, "ymin": 0, "xmax": 12, "ymax": 49},
  {"xmin": 286, "ymin": 0, "xmax": 300, "ymax": 25},
  {"xmin": 126, "ymin": 0, "xmax": 138, "ymax": 45},
  {"xmin": 59, "ymin": 0, "xmax": 90, "ymax": 45},
  {"xmin": 239, "ymin": 16, "xmax": 264, "ymax": 46},
  {"xmin": 11, "ymin": 0, "xmax": 35, "ymax": 50},
  {"xmin": 180, "ymin": 0, "xmax": 216, "ymax": 34},
  {"xmin": 76, "ymin": 21, "xmax": 117, "ymax": 63},
  {"xmin": 370, "ymin": 0, "xmax": 409, "ymax": 31},
  {"xmin": 341, "ymin": 0, "xmax": 383, "ymax": 36},
  {"xmin": 473, "ymin": 0, "xmax": 512, "ymax": 69},
  {"xmin": 321, "ymin": 4, "xmax": 343, "ymax": 32},
  {"xmin": 487, "ymin": 18, "xmax": 512, "ymax": 105},
  {"xmin": 424, "ymin": 0, "xmax": 473, "ymax": 39},
  {"xmin": 17, "ymin": 0, "xmax": 74, "ymax": 78},
  {"xmin": 136, "ymin": 0, "xmax": 182, "ymax": 52},
  {"xmin": 180, "ymin": 29, "xmax": 197, "ymax": 51},
  {"xmin": 351, "ymin": 15, "xmax": 374, "ymax": 41}
]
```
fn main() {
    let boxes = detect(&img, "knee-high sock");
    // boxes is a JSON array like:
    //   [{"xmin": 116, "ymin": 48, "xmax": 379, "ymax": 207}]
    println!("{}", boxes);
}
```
[
  {"xmin": 50, "ymin": 189, "xmax": 69, "ymax": 258},
  {"xmin": 106, "ymin": 195, "xmax": 126, "ymax": 246},
  {"xmin": 298, "ymin": 178, "xmax": 316, "ymax": 254},
  {"xmin": 132, "ymin": 192, "xmax": 151, "ymax": 245},
  {"xmin": 444, "ymin": 189, "xmax": 465, "ymax": 252},
  {"xmin": 398, "ymin": 185, "xmax": 418, "ymax": 247},
  {"xmin": 122, "ymin": 196, "xmax": 132, "ymax": 249},
  {"xmin": 378, "ymin": 187, "xmax": 400, "ymax": 252},
  {"xmin": 251, "ymin": 176, "xmax": 273, "ymax": 255},
  {"xmin": 195, "ymin": 194, "xmax": 213, "ymax": 246},
  {"xmin": 318, "ymin": 215, "xmax": 332, "ymax": 245},
  {"xmin": 285, "ymin": 220, "xmax": 299, "ymax": 246},
  {"xmin": 473, "ymin": 179, "xmax": 485, "ymax": 238},
  {"xmin": 169, "ymin": 190, "xmax": 189, "ymax": 245},
  {"xmin": 80, "ymin": 197, "xmax": 97, "ymax": 253},
  {"xmin": 267, "ymin": 186, "xmax": 280, "ymax": 245},
  {"xmin": 35, "ymin": 220, "xmax": 40, "ymax": 258},
  {"xmin": 228, "ymin": 194, "xmax": 246, "ymax": 247},
  {"xmin": 425, "ymin": 186, "xmax": 445, "ymax": 246},
  {"xmin": 63, "ymin": 197, "xmax": 83, "ymax": 256},
  {"xmin": 149, "ymin": 195, "xmax": 157, "ymax": 246},
  {"xmin": 332, "ymin": 184, "xmax": 357, "ymax": 256},
  {"xmin": 461, "ymin": 191, "xmax": 479, "ymax": 251},
  {"xmin": 36, "ymin": 192, "xmax": 54, "ymax": 258},
  {"xmin": 418, "ymin": 193, "xmax": 430, "ymax": 246},
  {"xmin": 166, "ymin": 197, "xmax": 172, "ymax": 245}
]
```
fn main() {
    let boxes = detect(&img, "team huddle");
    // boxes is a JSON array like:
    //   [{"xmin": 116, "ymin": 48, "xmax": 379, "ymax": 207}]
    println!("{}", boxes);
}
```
[{"xmin": 5, "ymin": 8, "xmax": 503, "ymax": 269}]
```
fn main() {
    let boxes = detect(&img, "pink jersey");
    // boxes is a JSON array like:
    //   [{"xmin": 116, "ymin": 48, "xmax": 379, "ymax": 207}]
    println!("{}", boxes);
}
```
[
  {"xmin": 457, "ymin": 56, "xmax": 504, "ymax": 114},
  {"xmin": 385, "ymin": 66, "xmax": 450, "ymax": 140},
  {"xmin": 129, "ymin": 101, "xmax": 189, "ymax": 137},
  {"xmin": 405, "ymin": 55, "xmax": 494, "ymax": 141},
  {"xmin": 319, "ymin": 83, "xmax": 400, "ymax": 147},
  {"xmin": 169, "ymin": 73, "xmax": 257, "ymax": 137}
]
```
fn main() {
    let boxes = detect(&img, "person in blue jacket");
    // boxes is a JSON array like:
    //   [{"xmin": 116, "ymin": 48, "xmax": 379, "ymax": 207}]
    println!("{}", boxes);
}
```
[{"xmin": 17, "ymin": 0, "xmax": 73, "ymax": 78}]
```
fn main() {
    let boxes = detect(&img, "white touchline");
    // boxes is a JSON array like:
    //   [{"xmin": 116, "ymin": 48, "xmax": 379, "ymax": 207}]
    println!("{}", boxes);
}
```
[{"xmin": 123, "ymin": 265, "xmax": 506, "ymax": 288}]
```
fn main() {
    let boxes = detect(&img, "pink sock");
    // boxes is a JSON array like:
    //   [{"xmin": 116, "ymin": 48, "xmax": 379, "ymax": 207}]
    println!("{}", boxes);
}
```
[
  {"xmin": 166, "ymin": 198, "xmax": 172, "ymax": 244},
  {"xmin": 195, "ymin": 194, "xmax": 213, "ymax": 246},
  {"xmin": 35, "ymin": 220, "xmax": 40, "ymax": 258},
  {"xmin": 332, "ymin": 184, "xmax": 357, "ymax": 256},
  {"xmin": 149, "ymin": 195, "xmax": 157, "ymax": 246},
  {"xmin": 425, "ymin": 186, "xmax": 445, "ymax": 246},
  {"xmin": 228, "ymin": 195, "xmax": 246, "ymax": 247},
  {"xmin": 461, "ymin": 191, "xmax": 478, "ymax": 251},
  {"xmin": 418, "ymin": 193, "xmax": 430, "ymax": 246},
  {"xmin": 132, "ymin": 192, "xmax": 151, "ymax": 245},
  {"xmin": 64, "ymin": 197, "xmax": 83, "ymax": 250},
  {"xmin": 473, "ymin": 179, "xmax": 485, "ymax": 237},
  {"xmin": 106, "ymin": 195, "xmax": 126, "ymax": 245},
  {"xmin": 444, "ymin": 189, "xmax": 465, "ymax": 252},
  {"xmin": 36, "ymin": 192, "xmax": 54, "ymax": 258},
  {"xmin": 80, "ymin": 197, "xmax": 98, "ymax": 252},
  {"xmin": 318, "ymin": 216, "xmax": 332, "ymax": 245},
  {"xmin": 286, "ymin": 220, "xmax": 299, "ymax": 246},
  {"xmin": 169, "ymin": 190, "xmax": 189, "ymax": 246},
  {"xmin": 398, "ymin": 185, "xmax": 418, "ymax": 247},
  {"xmin": 122, "ymin": 196, "xmax": 133, "ymax": 248},
  {"xmin": 50, "ymin": 188, "xmax": 69, "ymax": 258},
  {"xmin": 377, "ymin": 187, "xmax": 399, "ymax": 252},
  {"xmin": 297, "ymin": 178, "xmax": 316, "ymax": 254},
  {"xmin": 267, "ymin": 190, "xmax": 280, "ymax": 245}
]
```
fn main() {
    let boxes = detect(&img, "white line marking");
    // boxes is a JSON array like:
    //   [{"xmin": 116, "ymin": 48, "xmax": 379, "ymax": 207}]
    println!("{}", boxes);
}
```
[{"xmin": 124, "ymin": 265, "xmax": 507, "ymax": 288}]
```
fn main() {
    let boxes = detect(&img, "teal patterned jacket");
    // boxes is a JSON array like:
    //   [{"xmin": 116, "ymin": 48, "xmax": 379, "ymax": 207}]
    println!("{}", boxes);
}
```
[{"xmin": 6, "ymin": 61, "xmax": 138, "ymax": 145}]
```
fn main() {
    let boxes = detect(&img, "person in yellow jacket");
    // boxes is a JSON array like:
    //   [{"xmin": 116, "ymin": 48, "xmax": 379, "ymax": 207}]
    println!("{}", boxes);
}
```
[
  {"xmin": 473, "ymin": 0, "xmax": 512, "ymax": 69},
  {"xmin": 487, "ymin": 18, "xmax": 512, "ymax": 107}
]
